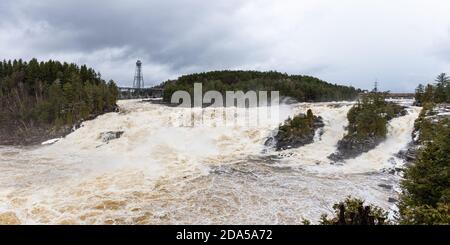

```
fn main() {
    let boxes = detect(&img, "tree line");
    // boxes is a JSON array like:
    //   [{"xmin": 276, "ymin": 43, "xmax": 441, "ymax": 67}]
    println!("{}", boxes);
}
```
[
  {"xmin": 415, "ymin": 73, "xmax": 450, "ymax": 105},
  {"xmin": 399, "ymin": 111, "xmax": 449, "ymax": 224},
  {"xmin": 161, "ymin": 70, "xmax": 360, "ymax": 103},
  {"xmin": 0, "ymin": 59, "xmax": 118, "ymax": 141},
  {"xmin": 397, "ymin": 73, "xmax": 450, "ymax": 224}
]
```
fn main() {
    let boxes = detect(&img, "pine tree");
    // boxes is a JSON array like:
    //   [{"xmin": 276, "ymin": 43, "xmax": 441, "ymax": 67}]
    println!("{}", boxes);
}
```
[
  {"xmin": 319, "ymin": 197, "xmax": 389, "ymax": 225},
  {"xmin": 434, "ymin": 73, "xmax": 449, "ymax": 103},
  {"xmin": 414, "ymin": 84, "xmax": 425, "ymax": 105},
  {"xmin": 399, "ymin": 120, "xmax": 450, "ymax": 224}
]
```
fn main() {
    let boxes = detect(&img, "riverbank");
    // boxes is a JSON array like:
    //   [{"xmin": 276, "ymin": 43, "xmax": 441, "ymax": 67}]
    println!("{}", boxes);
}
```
[
  {"xmin": 0, "ymin": 125, "xmax": 69, "ymax": 146},
  {"xmin": 0, "ymin": 107, "xmax": 118, "ymax": 146},
  {"xmin": 399, "ymin": 103, "xmax": 450, "ymax": 165}
]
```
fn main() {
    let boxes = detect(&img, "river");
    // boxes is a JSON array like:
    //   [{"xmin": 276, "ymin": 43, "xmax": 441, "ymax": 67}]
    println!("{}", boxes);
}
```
[{"xmin": 0, "ymin": 99, "xmax": 420, "ymax": 224}]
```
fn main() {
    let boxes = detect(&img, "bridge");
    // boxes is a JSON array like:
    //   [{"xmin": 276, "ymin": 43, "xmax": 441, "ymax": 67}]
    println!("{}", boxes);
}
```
[
  {"xmin": 358, "ymin": 92, "xmax": 415, "ymax": 99},
  {"xmin": 118, "ymin": 60, "xmax": 165, "ymax": 99},
  {"xmin": 118, "ymin": 87, "xmax": 164, "ymax": 99}
]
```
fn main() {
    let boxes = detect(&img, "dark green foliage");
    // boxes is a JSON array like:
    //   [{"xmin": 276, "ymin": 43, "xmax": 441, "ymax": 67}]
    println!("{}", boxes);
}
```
[
  {"xmin": 319, "ymin": 197, "xmax": 389, "ymax": 225},
  {"xmin": 414, "ymin": 84, "xmax": 425, "ymax": 104},
  {"xmin": 329, "ymin": 92, "xmax": 406, "ymax": 161},
  {"xmin": 399, "ymin": 116, "xmax": 450, "ymax": 224},
  {"xmin": 399, "ymin": 75, "xmax": 450, "ymax": 224},
  {"xmin": 161, "ymin": 70, "xmax": 360, "ymax": 103},
  {"xmin": 398, "ymin": 203, "xmax": 449, "ymax": 225},
  {"xmin": 0, "ymin": 59, "xmax": 118, "ymax": 135},
  {"xmin": 403, "ymin": 122, "xmax": 449, "ymax": 205},
  {"xmin": 279, "ymin": 113, "xmax": 315, "ymax": 138},
  {"xmin": 345, "ymin": 92, "xmax": 404, "ymax": 140},
  {"xmin": 413, "ymin": 103, "xmax": 438, "ymax": 143},
  {"xmin": 306, "ymin": 109, "xmax": 314, "ymax": 121},
  {"xmin": 273, "ymin": 109, "xmax": 324, "ymax": 151},
  {"xmin": 415, "ymin": 73, "xmax": 450, "ymax": 105},
  {"xmin": 301, "ymin": 219, "xmax": 311, "ymax": 225},
  {"xmin": 434, "ymin": 73, "xmax": 450, "ymax": 103}
]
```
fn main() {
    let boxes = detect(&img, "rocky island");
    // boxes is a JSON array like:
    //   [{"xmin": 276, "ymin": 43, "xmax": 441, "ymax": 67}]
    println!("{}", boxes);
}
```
[
  {"xmin": 266, "ymin": 109, "xmax": 325, "ymax": 151},
  {"xmin": 329, "ymin": 93, "xmax": 406, "ymax": 162}
]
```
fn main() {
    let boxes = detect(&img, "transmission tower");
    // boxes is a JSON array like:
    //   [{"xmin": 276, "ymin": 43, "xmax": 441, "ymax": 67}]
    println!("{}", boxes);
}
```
[
  {"xmin": 373, "ymin": 79, "xmax": 379, "ymax": 93},
  {"xmin": 133, "ymin": 60, "xmax": 144, "ymax": 89}
]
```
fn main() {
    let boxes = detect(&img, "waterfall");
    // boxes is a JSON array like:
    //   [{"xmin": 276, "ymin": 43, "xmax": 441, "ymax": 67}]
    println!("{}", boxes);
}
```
[{"xmin": 0, "ymin": 99, "xmax": 420, "ymax": 224}]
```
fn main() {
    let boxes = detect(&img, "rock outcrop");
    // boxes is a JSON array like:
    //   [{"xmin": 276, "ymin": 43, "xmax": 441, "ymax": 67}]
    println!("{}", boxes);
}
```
[
  {"xmin": 265, "ymin": 110, "xmax": 325, "ymax": 151},
  {"xmin": 100, "ymin": 131, "xmax": 124, "ymax": 143},
  {"xmin": 328, "ymin": 135, "xmax": 384, "ymax": 162},
  {"xmin": 328, "ymin": 98, "xmax": 407, "ymax": 163}
]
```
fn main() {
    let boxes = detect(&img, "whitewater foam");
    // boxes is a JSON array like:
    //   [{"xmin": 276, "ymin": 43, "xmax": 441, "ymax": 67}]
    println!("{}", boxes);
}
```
[{"xmin": 0, "ymin": 99, "xmax": 420, "ymax": 224}]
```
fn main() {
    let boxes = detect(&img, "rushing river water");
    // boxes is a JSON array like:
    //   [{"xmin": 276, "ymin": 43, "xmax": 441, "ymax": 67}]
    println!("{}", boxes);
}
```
[{"xmin": 0, "ymin": 99, "xmax": 420, "ymax": 224}]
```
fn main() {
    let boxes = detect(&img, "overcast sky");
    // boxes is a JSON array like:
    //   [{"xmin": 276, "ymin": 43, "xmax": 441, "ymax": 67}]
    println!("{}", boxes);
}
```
[{"xmin": 1, "ymin": 0, "xmax": 450, "ymax": 92}]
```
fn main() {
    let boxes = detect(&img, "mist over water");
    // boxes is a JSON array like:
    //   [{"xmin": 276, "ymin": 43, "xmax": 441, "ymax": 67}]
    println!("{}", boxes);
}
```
[{"xmin": 0, "ymin": 99, "xmax": 419, "ymax": 224}]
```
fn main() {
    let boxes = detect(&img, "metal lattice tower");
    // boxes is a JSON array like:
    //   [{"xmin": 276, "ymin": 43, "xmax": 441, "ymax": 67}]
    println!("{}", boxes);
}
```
[{"xmin": 133, "ymin": 60, "xmax": 144, "ymax": 89}]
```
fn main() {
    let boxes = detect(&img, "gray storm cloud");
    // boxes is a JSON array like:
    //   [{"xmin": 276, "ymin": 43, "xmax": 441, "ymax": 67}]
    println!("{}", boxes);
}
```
[{"xmin": 1, "ymin": 0, "xmax": 450, "ymax": 91}]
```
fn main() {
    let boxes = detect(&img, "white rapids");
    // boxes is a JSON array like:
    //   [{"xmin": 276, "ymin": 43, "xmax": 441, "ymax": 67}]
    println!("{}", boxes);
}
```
[{"xmin": 0, "ymin": 99, "xmax": 420, "ymax": 224}]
